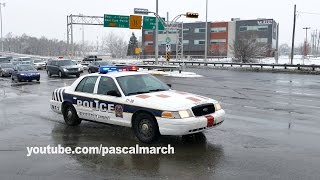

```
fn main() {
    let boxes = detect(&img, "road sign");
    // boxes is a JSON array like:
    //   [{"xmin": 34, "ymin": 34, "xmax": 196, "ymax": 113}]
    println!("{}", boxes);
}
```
[
  {"xmin": 134, "ymin": 8, "xmax": 149, "ymax": 15},
  {"xmin": 165, "ymin": 37, "xmax": 171, "ymax": 44},
  {"xmin": 130, "ymin": 15, "xmax": 142, "ymax": 29},
  {"xmin": 104, "ymin": 14, "xmax": 129, "ymax": 28},
  {"xmin": 142, "ymin": 16, "xmax": 165, "ymax": 30},
  {"xmin": 135, "ymin": 48, "xmax": 141, "ymax": 55},
  {"xmin": 166, "ymin": 44, "xmax": 171, "ymax": 52},
  {"xmin": 166, "ymin": 52, "xmax": 170, "ymax": 61}
]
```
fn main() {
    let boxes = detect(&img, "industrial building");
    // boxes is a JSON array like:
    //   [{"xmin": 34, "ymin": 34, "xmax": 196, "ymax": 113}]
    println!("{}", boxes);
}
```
[{"xmin": 141, "ymin": 18, "xmax": 279, "ymax": 58}]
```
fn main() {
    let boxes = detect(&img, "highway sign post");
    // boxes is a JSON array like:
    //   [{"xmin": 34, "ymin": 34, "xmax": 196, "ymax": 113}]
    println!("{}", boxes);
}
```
[
  {"xmin": 104, "ymin": 14, "xmax": 129, "ymax": 28},
  {"xmin": 129, "ymin": 15, "xmax": 142, "ymax": 29},
  {"xmin": 142, "ymin": 16, "xmax": 165, "ymax": 30},
  {"xmin": 134, "ymin": 8, "xmax": 149, "ymax": 15}
]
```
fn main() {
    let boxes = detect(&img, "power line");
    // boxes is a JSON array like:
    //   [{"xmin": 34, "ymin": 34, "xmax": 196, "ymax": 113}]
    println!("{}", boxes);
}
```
[{"xmin": 297, "ymin": 11, "xmax": 320, "ymax": 16}]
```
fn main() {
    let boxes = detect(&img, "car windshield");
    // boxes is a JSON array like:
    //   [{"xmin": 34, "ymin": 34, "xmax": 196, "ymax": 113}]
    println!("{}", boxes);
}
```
[
  {"xmin": 17, "ymin": 65, "xmax": 36, "ymax": 71},
  {"xmin": 97, "ymin": 61, "xmax": 111, "ymax": 66},
  {"xmin": 34, "ymin": 60, "xmax": 44, "ymax": 63},
  {"xmin": 58, "ymin": 60, "xmax": 76, "ymax": 66},
  {"xmin": 116, "ymin": 74, "xmax": 170, "ymax": 96},
  {"xmin": 1, "ymin": 63, "xmax": 14, "ymax": 68}
]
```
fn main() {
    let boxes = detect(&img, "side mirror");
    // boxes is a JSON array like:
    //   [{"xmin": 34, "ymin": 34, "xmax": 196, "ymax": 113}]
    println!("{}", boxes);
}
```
[
  {"xmin": 107, "ymin": 90, "xmax": 121, "ymax": 97},
  {"xmin": 167, "ymin": 84, "xmax": 172, "ymax": 88}
]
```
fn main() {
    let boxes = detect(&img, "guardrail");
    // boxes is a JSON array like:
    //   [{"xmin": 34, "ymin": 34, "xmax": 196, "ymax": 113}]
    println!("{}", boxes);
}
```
[
  {"xmin": 142, "ymin": 60, "xmax": 320, "ymax": 71},
  {"xmin": 115, "ymin": 64, "xmax": 180, "ymax": 71}
]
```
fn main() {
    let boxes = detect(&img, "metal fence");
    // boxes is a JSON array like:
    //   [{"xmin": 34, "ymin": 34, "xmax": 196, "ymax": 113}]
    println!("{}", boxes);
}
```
[{"xmin": 143, "ymin": 60, "xmax": 320, "ymax": 71}]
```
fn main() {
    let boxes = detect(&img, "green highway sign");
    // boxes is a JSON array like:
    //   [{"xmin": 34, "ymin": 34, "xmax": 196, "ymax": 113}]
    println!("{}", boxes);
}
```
[
  {"xmin": 143, "ymin": 16, "xmax": 165, "ymax": 30},
  {"xmin": 104, "ymin": 14, "xmax": 129, "ymax": 28}
]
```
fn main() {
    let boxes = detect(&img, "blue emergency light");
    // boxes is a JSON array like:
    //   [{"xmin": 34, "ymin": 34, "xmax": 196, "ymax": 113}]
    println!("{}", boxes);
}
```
[{"xmin": 99, "ymin": 66, "xmax": 119, "ymax": 74}]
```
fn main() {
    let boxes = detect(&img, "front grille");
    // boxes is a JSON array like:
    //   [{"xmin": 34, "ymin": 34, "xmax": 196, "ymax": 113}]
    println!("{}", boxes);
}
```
[
  {"xmin": 68, "ymin": 68, "xmax": 78, "ymax": 71},
  {"xmin": 192, "ymin": 103, "xmax": 215, "ymax": 117}
]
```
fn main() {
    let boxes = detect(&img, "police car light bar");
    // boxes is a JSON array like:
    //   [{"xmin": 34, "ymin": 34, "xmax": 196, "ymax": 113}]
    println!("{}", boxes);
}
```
[{"xmin": 99, "ymin": 66, "xmax": 119, "ymax": 74}]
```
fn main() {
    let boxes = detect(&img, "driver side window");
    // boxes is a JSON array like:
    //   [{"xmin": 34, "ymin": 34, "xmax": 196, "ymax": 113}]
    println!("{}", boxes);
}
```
[{"xmin": 97, "ymin": 77, "xmax": 120, "ymax": 96}]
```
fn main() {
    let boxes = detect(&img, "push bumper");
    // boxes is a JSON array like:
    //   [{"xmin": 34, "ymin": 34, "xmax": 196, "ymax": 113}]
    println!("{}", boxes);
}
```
[{"xmin": 157, "ymin": 109, "xmax": 225, "ymax": 136}]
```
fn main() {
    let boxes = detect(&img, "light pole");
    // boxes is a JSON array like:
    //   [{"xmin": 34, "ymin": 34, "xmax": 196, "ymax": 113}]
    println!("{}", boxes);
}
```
[
  {"xmin": 0, "ymin": 2, "xmax": 5, "ymax": 52},
  {"xmin": 155, "ymin": 0, "xmax": 159, "ymax": 64},
  {"xmin": 303, "ymin": 27, "xmax": 311, "ymax": 58},
  {"xmin": 204, "ymin": 0, "xmax": 208, "ymax": 62},
  {"xmin": 79, "ymin": 13, "xmax": 85, "ymax": 56}
]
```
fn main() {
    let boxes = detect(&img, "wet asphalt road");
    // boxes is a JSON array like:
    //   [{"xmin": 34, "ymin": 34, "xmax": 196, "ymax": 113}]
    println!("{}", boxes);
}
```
[{"xmin": 0, "ymin": 68, "xmax": 320, "ymax": 180}]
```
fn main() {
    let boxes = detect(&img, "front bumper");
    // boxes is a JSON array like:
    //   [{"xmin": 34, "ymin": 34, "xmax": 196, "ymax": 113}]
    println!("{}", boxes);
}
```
[
  {"xmin": 62, "ymin": 70, "xmax": 82, "ymax": 75},
  {"xmin": 50, "ymin": 100, "xmax": 62, "ymax": 114},
  {"xmin": 157, "ymin": 109, "xmax": 225, "ymax": 136},
  {"xmin": 18, "ymin": 74, "xmax": 40, "ymax": 81}
]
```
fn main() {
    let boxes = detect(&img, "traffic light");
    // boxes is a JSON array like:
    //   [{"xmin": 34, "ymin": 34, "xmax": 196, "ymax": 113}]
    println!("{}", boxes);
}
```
[{"xmin": 186, "ymin": 12, "xmax": 199, "ymax": 18}]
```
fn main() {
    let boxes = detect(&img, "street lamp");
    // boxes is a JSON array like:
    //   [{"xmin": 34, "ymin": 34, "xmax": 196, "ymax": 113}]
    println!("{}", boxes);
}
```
[{"xmin": 0, "ymin": 2, "xmax": 5, "ymax": 52}]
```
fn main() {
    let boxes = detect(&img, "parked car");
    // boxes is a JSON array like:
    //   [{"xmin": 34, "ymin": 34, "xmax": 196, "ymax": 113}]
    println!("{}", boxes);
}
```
[
  {"xmin": 0, "ymin": 63, "xmax": 14, "ymax": 77},
  {"xmin": 0, "ymin": 57, "xmax": 11, "ymax": 64},
  {"xmin": 88, "ymin": 61, "xmax": 112, "ymax": 73},
  {"xmin": 11, "ymin": 64, "xmax": 40, "ymax": 82},
  {"xmin": 46, "ymin": 59, "xmax": 83, "ymax": 78},
  {"xmin": 33, "ymin": 59, "xmax": 46, "ymax": 70}
]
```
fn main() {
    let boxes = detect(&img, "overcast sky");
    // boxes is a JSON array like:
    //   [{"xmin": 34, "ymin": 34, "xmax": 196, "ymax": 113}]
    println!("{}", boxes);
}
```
[{"xmin": 2, "ymin": 0, "xmax": 320, "ymax": 45}]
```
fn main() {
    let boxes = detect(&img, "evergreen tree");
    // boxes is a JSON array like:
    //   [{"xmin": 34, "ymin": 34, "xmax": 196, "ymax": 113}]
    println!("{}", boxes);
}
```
[{"xmin": 127, "ymin": 33, "xmax": 138, "ymax": 56}]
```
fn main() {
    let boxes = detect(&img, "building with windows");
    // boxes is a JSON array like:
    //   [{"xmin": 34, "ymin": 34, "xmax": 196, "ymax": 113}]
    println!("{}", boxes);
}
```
[{"xmin": 141, "ymin": 18, "xmax": 278, "ymax": 58}]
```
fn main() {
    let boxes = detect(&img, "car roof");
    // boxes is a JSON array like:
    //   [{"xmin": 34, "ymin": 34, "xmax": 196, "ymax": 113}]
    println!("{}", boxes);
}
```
[{"xmin": 85, "ymin": 71, "xmax": 148, "ymax": 78}]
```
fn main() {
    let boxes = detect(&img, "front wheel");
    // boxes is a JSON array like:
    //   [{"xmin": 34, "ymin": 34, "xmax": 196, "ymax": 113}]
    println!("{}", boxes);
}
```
[
  {"xmin": 58, "ymin": 71, "xmax": 63, "ymax": 78},
  {"xmin": 133, "ymin": 113, "xmax": 160, "ymax": 143},
  {"xmin": 47, "ymin": 71, "xmax": 52, "ymax": 77},
  {"xmin": 62, "ymin": 104, "xmax": 81, "ymax": 126}
]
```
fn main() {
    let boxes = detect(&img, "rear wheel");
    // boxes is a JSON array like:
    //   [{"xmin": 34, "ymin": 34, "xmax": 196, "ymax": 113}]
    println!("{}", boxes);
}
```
[
  {"xmin": 62, "ymin": 104, "xmax": 81, "ymax": 126},
  {"xmin": 58, "ymin": 71, "xmax": 63, "ymax": 78},
  {"xmin": 37, "ymin": 78, "xmax": 40, "ymax": 82},
  {"xmin": 47, "ymin": 70, "xmax": 52, "ymax": 77},
  {"xmin": 133, "ymin": 113, "xmax": 160, "ymax": 143}
]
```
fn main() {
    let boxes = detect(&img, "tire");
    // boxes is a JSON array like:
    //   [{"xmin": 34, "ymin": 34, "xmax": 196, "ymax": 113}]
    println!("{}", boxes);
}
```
[
  {"xmin": 0, "ymin": 71, "xmax": 3, "ymax": 77},
  {"xmin": 62, "ymin": 104, "xmax": 81, "ymax": 126},
  {"xmin": 17, "ymin": 77, "xmax": 22, "ymax": 82},
  {"xmin": 88, "ymin": 69, "xmax": 91, "ymax": 73},
  {"xmin": 47, "ymin": 71, "xmax": 52, "ymax": 77},
  {"xmin": 58, "ymin": 71, "xmax": 63, "ymax": 78},
  {"xmin": 37, "ymin": 78, "xmax": 40, "ymax": 82},
  {"xmin": 133, "ymin": 113, "xmax": 160, "ymax": 143},
  {"xmin": 76, "ymin": 74, "xmax": 80, "ymax": 78}
]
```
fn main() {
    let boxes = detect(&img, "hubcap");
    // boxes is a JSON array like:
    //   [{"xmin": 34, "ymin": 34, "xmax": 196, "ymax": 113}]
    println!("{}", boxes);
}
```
[
  {"xmin": 139, "ymin": 119, "xmax": 152, "ymax": 137},
  {"xmin": 67, "ymin": 109, "xmax": 73, "ymax": 119}
]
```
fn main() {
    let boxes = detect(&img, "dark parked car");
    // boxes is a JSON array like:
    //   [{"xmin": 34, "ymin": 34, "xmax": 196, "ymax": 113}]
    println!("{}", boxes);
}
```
[
  {"xmin": 11, "ymin": 64, "xmax": 40, "ymax": 82},
  {"xmin": 0, "ymin": 63, "xmax": 14, "ymax": 77},
  {"xmin": 46, "ymin": 60, "xmax": 82, "ymax": 78},
  {"xmin": 88, "ymin": 61, "xmax": 112, "ymax": 73}
]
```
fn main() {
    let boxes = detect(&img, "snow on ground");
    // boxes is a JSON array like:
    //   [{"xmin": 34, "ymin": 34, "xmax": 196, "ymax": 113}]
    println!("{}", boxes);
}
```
[{"xmin": 139, "ymin": 69, "xmax": 202, "ymax": 78}]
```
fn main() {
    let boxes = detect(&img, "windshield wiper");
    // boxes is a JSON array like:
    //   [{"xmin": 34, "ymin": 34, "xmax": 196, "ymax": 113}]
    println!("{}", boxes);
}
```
[
  {"xmin": 127, "ymin": 91, "xmax": 150, "ymax": 96},
  {"xmin": 149, "ymin": 89, "xmax": 167, "ymax": 92}
]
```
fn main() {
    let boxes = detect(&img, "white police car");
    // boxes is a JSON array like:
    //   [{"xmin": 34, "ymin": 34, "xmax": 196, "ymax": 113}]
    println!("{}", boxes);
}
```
[{"xmin": 50, "ymin": 66, "xmax": 225, "ymax": 143}]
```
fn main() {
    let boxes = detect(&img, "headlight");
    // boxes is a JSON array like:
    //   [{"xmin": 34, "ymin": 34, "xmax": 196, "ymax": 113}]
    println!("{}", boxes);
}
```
[
  {"xmin": 20, "ymin": 73, "xmax": 25, "ymax": 76},
  {"xmin": 162, "ymin": 110, "xmax": 193, "ymax": 119},
  {"xmin": 63, "ymin": 68, "xmax": 68, "ymax": 71},
  {"xmin": 214, "ymin": 103, "xmax": 222, "ymax": 111}
]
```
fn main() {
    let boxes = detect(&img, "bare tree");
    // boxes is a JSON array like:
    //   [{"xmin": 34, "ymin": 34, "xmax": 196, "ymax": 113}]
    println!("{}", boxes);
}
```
[
  {"xmin": 230, "ymin": 35, "xmax": 268, "ymax": 63},
  {"xmin": 101, "ymin": 32, "xmax": 127, "ymax": 58}
]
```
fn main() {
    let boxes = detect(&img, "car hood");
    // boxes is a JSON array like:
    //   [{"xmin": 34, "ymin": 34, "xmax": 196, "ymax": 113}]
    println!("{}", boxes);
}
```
[
  {"xmin": 18, "ymin": 70, "xmax": 39, "ymax": 74},
  {"xmin": 34, "ymin": 62, "xmax": 46, "ymax": 65},
  {"xmin": 130, "ymin": 90, "xmax": 217, "ymax": 111},
  {"xmin": 62, "ymin": 65, "xmax": 79, "ymax": 69},
  {"xmin": 2, "ymin": 68, "xmax": 14, "ymax": 71}
]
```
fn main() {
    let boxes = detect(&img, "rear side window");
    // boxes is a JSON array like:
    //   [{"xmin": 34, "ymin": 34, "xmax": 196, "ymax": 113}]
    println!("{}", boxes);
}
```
[
  {"xmin": 75, "ymin": 76, "xmax": 98, "ymax": 93},
  {"xmin": 97, "ymin": 77, "xmax": 119, "ymax": 95}
]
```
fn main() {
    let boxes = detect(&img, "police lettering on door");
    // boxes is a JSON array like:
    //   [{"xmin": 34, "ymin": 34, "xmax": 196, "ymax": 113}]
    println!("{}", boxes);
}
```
[{"xmin": 76, "ymin": 99, "xmax": 115, "ymax": 112}]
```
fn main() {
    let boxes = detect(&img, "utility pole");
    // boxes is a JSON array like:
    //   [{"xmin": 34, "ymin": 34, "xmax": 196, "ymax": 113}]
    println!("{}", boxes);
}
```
[
  {"xmin": 303, "ymin": 27, "xmax": 311, "ymax": 58},
  {"xmin": 0, "ymin": 2, "xmax": 5, "ymax": 52},
  {"xmin": 290, "ymin": 4, "xmax": 296, "ymax": 64},
  {"xmin": 204, "ymin": 0, "xmax": 208, "ymax": 61},
  {"xmin": 155, "ymin": 0, "xmax": 159, "ymax": 64}
]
